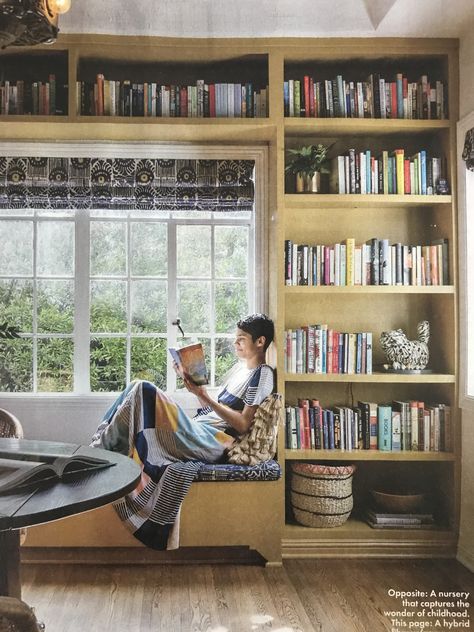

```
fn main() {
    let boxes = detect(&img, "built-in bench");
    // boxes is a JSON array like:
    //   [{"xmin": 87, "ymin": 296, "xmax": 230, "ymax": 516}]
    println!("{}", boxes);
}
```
[{"xmin": 23, "ymin": 460, "xmax": 284, "ymax": 565}]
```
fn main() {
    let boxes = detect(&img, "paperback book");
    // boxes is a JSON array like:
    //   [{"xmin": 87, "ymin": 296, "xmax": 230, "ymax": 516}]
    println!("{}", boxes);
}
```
[{"xmin": 169, "ymin": 342, "xmax": 209, "ymax": 386}]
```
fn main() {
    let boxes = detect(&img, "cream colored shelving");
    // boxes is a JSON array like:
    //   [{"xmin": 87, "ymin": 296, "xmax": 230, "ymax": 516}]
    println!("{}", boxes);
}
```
[{"xmin": 0, "ymin": 35, "xmax": 460, "ymax": 560}]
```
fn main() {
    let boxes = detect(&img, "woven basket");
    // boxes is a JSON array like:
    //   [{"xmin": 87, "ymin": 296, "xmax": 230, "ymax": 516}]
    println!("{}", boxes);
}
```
[{"xmin": 291, "ymin": 463, "xmax": 356, "ymax": 528}]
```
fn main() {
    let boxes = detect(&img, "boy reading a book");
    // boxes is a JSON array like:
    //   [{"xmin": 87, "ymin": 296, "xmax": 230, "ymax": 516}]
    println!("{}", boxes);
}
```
[
  {"xmin": 91, "ymin": 314, "xmax": 275, "ymax": 549},
  {"xmin": 175, "ymin": 313, "xmax": 275, "ymax": 438}
]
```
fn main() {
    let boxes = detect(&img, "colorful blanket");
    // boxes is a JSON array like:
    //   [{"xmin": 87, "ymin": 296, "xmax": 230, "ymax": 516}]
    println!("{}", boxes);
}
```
[{"xmin": 91, "ymin": 380, "xmax": 234, "ymax": 550}]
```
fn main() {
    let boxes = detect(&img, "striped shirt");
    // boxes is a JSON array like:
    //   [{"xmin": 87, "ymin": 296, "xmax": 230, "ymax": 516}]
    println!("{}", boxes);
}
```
[{"xmin": 194, "ymin": 363, "xmax": 275, "ymax": 435}]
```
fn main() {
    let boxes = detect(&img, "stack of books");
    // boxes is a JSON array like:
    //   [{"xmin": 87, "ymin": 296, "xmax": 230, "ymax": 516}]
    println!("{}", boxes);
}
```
[{"xmin": 365, "ymin": 507, "xmax": 435, "ymax": 529}]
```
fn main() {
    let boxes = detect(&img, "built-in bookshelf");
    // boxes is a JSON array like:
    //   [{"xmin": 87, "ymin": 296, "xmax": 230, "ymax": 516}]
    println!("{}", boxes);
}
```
[{"xmin": 0, "ymin": 35, "xmax": 459, "ymax": 560}]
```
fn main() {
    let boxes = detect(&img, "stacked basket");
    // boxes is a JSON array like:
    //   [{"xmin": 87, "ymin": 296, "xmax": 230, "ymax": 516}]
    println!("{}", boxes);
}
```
[{"xmin": 291, "ymin": 463, "xmax": 356, "ymax": 528}]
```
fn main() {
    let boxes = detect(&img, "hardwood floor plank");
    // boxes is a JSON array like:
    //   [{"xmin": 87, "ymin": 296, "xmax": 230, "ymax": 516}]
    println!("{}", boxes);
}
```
[
  {"xmin": 19, "ymin": 559, "xmax": 473, "ymax": 632},
  {"xmin": 264, "ymin": 565, "xmax": 317, "ymax": 632}
]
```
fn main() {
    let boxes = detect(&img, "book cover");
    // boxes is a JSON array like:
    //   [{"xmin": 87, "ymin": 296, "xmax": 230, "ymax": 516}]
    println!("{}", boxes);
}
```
[{"xmin": 169, "ymin": 342, "xmax": 209, "ymax": 386}]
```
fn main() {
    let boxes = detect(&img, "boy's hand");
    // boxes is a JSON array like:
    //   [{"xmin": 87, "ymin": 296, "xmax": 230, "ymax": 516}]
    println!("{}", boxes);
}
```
[
  {"xmin": 172, "ymin": 361, "xmax": 185, "ymax": 379},
  {"xmin": 182, "ymin": 372, "xmax": 207, "ymax": 398}
]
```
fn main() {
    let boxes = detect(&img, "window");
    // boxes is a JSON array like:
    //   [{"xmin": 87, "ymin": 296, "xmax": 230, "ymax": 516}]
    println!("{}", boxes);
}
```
[
  {"xmin": 0, "ymin": 145, "xmax": 267, "ymax": 395},
  {"xmin": 458, "ymin": 114, "xmax": 474, "ymax": 407}
]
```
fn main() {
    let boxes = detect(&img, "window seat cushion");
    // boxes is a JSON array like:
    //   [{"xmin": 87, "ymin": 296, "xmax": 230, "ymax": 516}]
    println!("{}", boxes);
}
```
[{"xmin": 194, "ymin": 459, "xmax": 281, "ymax": 482}]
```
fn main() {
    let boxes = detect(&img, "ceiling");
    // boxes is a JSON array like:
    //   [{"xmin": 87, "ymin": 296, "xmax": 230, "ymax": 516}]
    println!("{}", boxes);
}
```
[{"xmin": 60, "ymin": 0, "xmax": 474, "ymax": 39}]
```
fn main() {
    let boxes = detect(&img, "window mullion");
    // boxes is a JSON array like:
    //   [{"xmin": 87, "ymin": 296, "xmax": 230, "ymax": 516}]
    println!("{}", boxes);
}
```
[
  {"xmin": 74, "ymin": 209, "xmax": 91, "ymax": 393},
  {"xmin": 126, "ymin": 217, "xmax": 131, "ymax": 384},
  {"xmin": 210, "ymin": 224, "xmax": 216, "ymax": 386},
  {"xmin": 32, "ymin": 214, "xmax": 38, "ymax": 393},
  {"xmin": 167, "ymin": 220, "xmax": 178, "ymax": 391}
]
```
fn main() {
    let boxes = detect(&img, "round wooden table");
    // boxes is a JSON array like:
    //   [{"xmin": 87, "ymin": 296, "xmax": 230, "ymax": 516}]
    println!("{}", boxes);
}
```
[{"xmin": 0, "ymin": 438, "xmax": 141, "ymax": 598}]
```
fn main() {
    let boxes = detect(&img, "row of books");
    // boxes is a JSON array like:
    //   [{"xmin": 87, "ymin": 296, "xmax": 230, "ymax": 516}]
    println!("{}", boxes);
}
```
[
  {"xmin": 284, "ymin": 327, "xmax": 372, "ymax": 375},
  {"xmin": 284, "ymin": 238, "xmax": 449, "ymax": 287},
  {"xmin": 0, "ymin": 76, "xmax": 67, "ymax": 115},
  {"xmin": 283, "ymin": 74, "xmax": 447, "ymax": 119},
  {"xmin": 284, "ymin": 399, "xmax": 451, "ymax": 452},
  {"xmin": 77, "ymin": 77, "xmax": 269, "ymax": 118},
  {"xmin": 331, "ymin": 149, "xmax": 447, "ymax": 195}
]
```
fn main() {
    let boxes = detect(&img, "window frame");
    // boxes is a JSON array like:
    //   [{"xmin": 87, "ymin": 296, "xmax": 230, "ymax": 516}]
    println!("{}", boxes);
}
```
[
  {"xmin": 0, "ymin": 141, "xmax": 269, "ymax": 401},
  {"xmin": 457, "ymin": 112, "xmax": 474, "ymax": 411}
]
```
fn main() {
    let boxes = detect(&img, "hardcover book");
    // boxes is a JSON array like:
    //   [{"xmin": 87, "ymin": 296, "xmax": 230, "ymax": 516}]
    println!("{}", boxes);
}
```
[{"xmin": 0, "ymin": 454, "xmax": 114, "ymax": 494}]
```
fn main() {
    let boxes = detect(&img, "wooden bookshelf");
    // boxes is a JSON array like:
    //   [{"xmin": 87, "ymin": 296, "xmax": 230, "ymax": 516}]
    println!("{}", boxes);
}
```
[{"xmin": 0, "ymin": 35, "xmax": 460, "ymax": 560}]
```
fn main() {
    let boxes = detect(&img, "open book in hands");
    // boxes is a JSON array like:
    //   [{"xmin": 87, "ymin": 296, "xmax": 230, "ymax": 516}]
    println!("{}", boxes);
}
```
[
  {"xmin": 169, "ymin": 342, "xmax": 209, "ymax": 386},
  {"xmin": 0, "ymin": 454, "xmax": 115, "ymax": 495}
]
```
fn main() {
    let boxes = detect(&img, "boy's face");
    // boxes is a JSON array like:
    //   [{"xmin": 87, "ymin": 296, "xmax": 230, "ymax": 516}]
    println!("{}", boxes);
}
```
[{"xmin": 233, "ymin": 328, "xmax": 265, "ymax": 360}]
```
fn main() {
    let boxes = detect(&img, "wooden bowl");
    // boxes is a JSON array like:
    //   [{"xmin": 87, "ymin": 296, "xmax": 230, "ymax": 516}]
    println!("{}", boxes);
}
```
[{"xmin": 371, "ymin": 490, "xmax": 425, "ymax": 513}]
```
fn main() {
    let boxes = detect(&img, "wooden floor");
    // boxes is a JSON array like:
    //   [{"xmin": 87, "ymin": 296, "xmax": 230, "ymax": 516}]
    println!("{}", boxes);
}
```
[{"xmin": 21, "ymin": 559, "xmax": 473, "ymax": 632}]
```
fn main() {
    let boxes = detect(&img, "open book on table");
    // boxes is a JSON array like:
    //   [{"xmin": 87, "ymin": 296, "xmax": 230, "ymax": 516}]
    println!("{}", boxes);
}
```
[
  {"xmin": 0, "ymin": 454, "xmax": 115, "ymax": 494},
  {"xmin": 168, "ymin": 342, "xmax": 209, "ymax": 386}
]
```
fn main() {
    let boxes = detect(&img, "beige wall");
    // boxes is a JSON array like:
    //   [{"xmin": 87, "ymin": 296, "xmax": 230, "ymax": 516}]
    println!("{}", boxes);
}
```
[
  {"xmin": 460, "ymin": 34, "xmax": 474, "ymax": 118},
  {"xmin": 457, "ymin": 31, "xmax": 474, "ymax": 571}
]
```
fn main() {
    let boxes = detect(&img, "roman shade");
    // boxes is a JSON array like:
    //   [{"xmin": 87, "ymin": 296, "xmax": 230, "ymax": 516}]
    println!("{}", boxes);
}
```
[{"xmin": 0, "ymin": 157, "xmax": 255, "ymax": 211}]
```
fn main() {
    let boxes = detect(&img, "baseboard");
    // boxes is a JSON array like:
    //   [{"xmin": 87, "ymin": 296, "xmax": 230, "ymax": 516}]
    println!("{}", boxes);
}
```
[
  {"xmin": 20, "ymin": 546, "xmax": 266, "ymax": 566},
  {"xmin": 456, "ymin": 544, "xmax": 474, "ymax": 572}
]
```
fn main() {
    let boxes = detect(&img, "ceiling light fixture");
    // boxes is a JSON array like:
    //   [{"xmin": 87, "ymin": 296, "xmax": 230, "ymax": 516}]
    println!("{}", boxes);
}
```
[{"xmin": 0, "ymin": 0, "xmax": 71, "ymax": 49}]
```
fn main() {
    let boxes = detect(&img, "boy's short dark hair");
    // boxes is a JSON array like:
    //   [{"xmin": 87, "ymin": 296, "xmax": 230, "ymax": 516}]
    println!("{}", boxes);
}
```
[{"xmin": 237, "ymin": 313, "xmax": 275, "ymax": 352}]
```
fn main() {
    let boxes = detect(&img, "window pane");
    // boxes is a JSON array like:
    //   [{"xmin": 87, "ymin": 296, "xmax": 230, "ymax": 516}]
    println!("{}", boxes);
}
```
[
  {"xmin": 0, "ymin": 279, "xmax": 33, "ymax": 332},
  {"xmin": 37, "ymin": 338, "xmax": 74, "ymax": 392},
  {"xmin": 215, "ymin": 338, "xmax": 236, "ymax": 385},
  {"xmin": 177, "ymin": 226, "xmax": 211, "ymax": 277},
  {"xmin": 131, "ymin": 222, "xmax": 167, "ymax": 277},
  {"xmin": 215, "ymin": 281, "xmax": 248, "ymax": 333},
  {"xmin": 0, "ymin": 220, "xmax": 33, "ymax": 275},
  {"xmin": 90, "ymin": 280, "xmax": 127, "ymax": 333},
  {"xmin": 131, "ymin": 337, "xmax": 167, "ymax": 390},
  {"xmin": 37, "ymin": 221, "xmax": 74, "ymax": 276},
  {"xmin": 177, "ymin": 281, "xmax": 211, "ymax": 333},
  {"xmin": 0, "ymin": 339, "xmax": 33, "ymax": 392},
  {"xmin": 37, "ymin": 280, "xmax": 74, "ymax": 334},
  {"xmin": 90, "ymin": 337, "xmax": 126, "ymax": 392},
  {"xmin": 215, "ymin": 226, "xmax": 248, "ymax": 278},
  {"xmin": 90, "ymin": 221, "xmax": 126, "ymax": 276},
  {"xmin": 131, "ymin": 280, "xmax": 167, "ymax": 333}
]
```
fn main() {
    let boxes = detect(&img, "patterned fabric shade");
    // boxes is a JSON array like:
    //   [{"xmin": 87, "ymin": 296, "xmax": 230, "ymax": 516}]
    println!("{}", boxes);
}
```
[
  {"xmin": 0, "ymin": 157, "xmax": 255, "ymax": 211},
  {"xmin": 462, "ymin": 128, "xmax": 474, "ymax": 172}
]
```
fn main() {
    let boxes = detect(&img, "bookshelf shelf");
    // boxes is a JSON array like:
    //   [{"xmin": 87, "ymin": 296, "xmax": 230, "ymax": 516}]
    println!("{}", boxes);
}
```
[
  {"xmin": 283, "ymin": 373, "xmax": 456, "ymax": 383},
  {"xmin": 282, "ymin": 519, "xmax": 457, "ymax": 557},
  {"xmin": 284, "ymin": 449, "xmax": 456, "ymax": 461},
  {"xmin": 284, "ymin": 194, "xmax": 452, "ymax": 209},
  {"xmin": 283, "ymin": 285, "xmax": 455, "ymax": 294},
  {"xmin": 284, "ymin": 118, "xmax": 451, "ymax": 136}
]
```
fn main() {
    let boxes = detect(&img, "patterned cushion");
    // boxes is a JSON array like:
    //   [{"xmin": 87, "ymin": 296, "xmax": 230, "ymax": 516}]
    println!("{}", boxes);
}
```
[{"xmin": 194, "ymin": 459, "xmax": 281, "ymax": 482}]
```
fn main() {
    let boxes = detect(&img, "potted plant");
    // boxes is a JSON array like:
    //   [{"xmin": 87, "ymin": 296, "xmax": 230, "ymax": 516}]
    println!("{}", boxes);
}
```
[{"xmin": 285, "ymin": 143, "xmax": 331, "ymax": 193}]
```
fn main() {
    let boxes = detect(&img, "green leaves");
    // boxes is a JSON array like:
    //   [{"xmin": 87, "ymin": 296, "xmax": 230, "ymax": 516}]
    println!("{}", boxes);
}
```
[{"xmin": 285, "ymin": 143, "xmax": 331, "ymax": 176}]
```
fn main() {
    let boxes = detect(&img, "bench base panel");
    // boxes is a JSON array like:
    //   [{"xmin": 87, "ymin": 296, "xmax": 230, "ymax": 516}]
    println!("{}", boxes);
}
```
[{"xmin": 23, "ymin": 480, "xmax": 283, "ymax": 565}]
